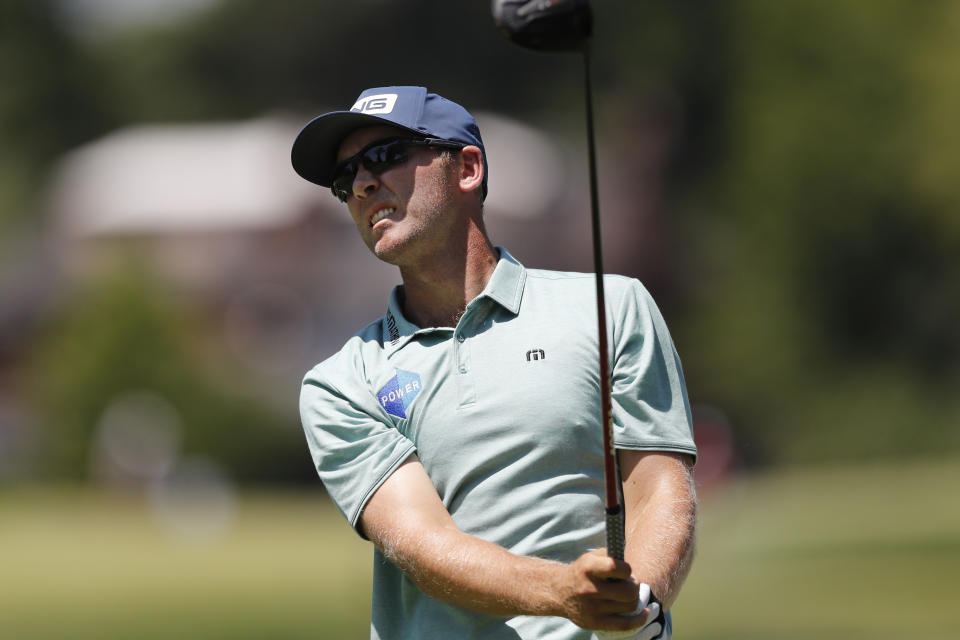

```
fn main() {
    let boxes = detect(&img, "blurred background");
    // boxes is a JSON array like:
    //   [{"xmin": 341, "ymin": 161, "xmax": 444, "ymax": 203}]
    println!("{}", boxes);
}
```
[{"xmin": 1, "ymin": 1, "xmax": 958, "ymax": 638}]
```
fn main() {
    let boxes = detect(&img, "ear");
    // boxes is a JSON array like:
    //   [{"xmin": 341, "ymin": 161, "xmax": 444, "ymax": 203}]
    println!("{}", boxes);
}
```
[{"xmin": 457, "ymin": 145, "xmax": 484, "ymax": 196}]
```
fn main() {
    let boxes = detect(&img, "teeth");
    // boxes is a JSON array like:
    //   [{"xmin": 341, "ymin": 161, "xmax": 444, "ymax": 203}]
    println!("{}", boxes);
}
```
[{"xmin": 370, "ymin": 208, "xmax": 395, "ymax": 226}]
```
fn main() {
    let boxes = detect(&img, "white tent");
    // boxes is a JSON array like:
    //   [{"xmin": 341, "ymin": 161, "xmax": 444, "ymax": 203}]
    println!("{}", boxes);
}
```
[
  {"xmin": 48, "ymin": 112, "xmax": 566, "ymax": 239},
  {"xmin": 50, "ymin": 116, "xmax": 332, "ymax": 236}
]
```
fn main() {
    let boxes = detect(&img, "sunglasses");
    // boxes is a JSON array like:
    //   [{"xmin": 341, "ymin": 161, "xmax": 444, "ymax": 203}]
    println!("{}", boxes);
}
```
[{"xmin": 330, "ymin": 137, "xmax": 466, "ymax": 203}]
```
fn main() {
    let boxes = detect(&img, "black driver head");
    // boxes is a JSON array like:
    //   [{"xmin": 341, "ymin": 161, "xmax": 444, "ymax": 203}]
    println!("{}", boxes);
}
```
[{"xmin": 492, "ymin": 0, "xmax": 592, "ymax": 52}]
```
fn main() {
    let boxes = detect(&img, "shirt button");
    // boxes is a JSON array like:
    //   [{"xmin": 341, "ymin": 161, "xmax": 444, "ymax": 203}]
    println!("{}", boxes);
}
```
[
  {"xmin": 459, "ymin": 365, "xmax": 467, "ymax": 373},
  {"xmin": 457, "ymin": 334, "xmax": 465, "ymax": 343}
]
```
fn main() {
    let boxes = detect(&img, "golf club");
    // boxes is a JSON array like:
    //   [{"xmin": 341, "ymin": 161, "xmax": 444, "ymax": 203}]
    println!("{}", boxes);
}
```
[{"xmin": 491, "ymin": 0, "xmax": 624, "ymax": 562}]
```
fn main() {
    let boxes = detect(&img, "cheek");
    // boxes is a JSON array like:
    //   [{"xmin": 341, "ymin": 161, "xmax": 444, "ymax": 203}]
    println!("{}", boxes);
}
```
[
  {"xmin": 411, "ymin": 164, "xmax": 455, "ymax": 207},
  {"xmin": 350, "ymin": 211, "xmax": 375, "ymax": 247},
  {"xmin": 348, "ymin": 205, "xmax": 366, "ymax": 231}
]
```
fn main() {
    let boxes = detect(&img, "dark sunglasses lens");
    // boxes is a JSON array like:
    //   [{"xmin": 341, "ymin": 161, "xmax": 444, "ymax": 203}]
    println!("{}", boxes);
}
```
[
  {"xmin": 363, "ymin": 141, "xmax": 409, "ymax": 172},
  {"xmin": 331, "ymin": 161, "xmax": 358, "ymax": 202},
  {"xmin": 329, "ymin": 140, "xmax": 413, "ymax": 203}
]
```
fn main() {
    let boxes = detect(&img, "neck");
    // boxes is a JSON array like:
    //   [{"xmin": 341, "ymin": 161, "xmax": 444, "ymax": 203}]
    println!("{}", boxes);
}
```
[{"xmin": 399, "ymin": 229, "xmax": 498, "ymax": 328}]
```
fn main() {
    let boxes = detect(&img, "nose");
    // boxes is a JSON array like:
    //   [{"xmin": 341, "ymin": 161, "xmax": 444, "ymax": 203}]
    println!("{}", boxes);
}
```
[{"xmin": 352, "ymin": 164, "xmax": 379, "ymax": 199}]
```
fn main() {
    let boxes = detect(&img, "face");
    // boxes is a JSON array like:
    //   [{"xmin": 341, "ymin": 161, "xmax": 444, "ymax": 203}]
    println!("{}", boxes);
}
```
[{"xmin": 335, "ymin": 125, "xmax": 461, "ymax": 267}]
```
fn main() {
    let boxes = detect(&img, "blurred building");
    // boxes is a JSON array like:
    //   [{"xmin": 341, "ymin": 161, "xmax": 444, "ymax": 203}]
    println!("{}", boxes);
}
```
[
  {"xmin": 0, "ymin": 105, "xmax": 677, "ymax": 483},
  {"xmin": 43, "ymin": 112, "xmax": 580, "ymax": 379}
]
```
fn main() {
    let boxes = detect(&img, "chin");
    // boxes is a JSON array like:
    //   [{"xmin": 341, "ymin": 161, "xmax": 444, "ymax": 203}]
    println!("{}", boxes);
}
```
[
  {"xmin": 370, "ymin": 239, "xmax": 408, "ymax": 265},
  {"xmin": 368, "ymin": 226, "xmax": 432, "ymax": 266}
]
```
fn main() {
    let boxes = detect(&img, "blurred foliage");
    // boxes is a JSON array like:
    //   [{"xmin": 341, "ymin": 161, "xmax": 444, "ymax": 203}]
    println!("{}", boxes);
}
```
[
  {"xmin": 0, "ymin": 1, "xmax": 116, "ymax": 226},
  {"xmin": 24, "ymin": 263, "xmax": 310, "ymax": 483},
  {"xmin": 4, "ymin": 0, "xmax": 960, "ymax": 475},
  {"xmin": 676, "ymin": 0, "xmax": 960, "ymax": 462},
  {"xmin": 82, "ymin": 0, "xmax": 575, "ymax": 122}
]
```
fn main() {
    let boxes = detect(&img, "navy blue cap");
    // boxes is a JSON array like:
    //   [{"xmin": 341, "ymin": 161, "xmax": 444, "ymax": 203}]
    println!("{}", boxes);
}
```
[{"xmin": 291, "ymin": 86, "xmax": 487, "ymax": 198}]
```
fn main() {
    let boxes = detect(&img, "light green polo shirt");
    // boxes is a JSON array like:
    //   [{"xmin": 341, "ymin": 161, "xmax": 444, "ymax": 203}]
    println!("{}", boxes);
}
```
[{"xmin": 300, "ymin": 248, "xmax": 695, "ymax": 640}]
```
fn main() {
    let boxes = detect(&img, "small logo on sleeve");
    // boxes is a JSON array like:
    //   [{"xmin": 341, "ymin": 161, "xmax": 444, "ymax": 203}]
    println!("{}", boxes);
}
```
[{"xmin": 377, "ymin": 369, "xmax": 422, "ymax": 419}]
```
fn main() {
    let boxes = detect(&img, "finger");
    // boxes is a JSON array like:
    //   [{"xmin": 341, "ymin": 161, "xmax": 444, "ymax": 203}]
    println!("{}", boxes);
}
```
[
  {"xmin": 588, "ymin": 597, "xmax": 643, "ymax": 616},
  {"xmin": 584, "ymin": 560, "xmax": 633, "ymax": 584},
  {"xmin": 593, "ymin": 578, "xmax": 641, "ymax": 604},
  {"xmin": 608, "ymin": 559, "xmax": 634, "ymax": 581},
  {"xmin": 644, "ymin": 601, "xmax": 661, "ymax": 624},
  {"xmin": 637, "ymin": 621, "xmax": 663, "ymax": 640},
  {"xmin": 592, "ymin": 628, "xmax": 641, "ymax": 640},
  {"xmin": 591, "ymin": 559, "xmax": 633, "ymax": 581},
  {"xmin": 592, "ymin": 610, "xmax": 648, "ymax": 633}
]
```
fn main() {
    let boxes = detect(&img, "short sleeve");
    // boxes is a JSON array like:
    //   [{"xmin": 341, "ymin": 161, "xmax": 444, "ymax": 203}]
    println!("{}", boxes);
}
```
[
  {"xmin": 609, "ymin": 278, "xmax": 696, "ymax": 461},
  {"xmin": 299, "ymin": 347, "xmax": 417, "ymax": 533}
]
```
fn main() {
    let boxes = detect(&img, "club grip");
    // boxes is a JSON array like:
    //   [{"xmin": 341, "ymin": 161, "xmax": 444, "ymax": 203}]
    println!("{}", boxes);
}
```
[{"xmin": 605, "ymin": 505, "xmax": 625, "ymax": 560}]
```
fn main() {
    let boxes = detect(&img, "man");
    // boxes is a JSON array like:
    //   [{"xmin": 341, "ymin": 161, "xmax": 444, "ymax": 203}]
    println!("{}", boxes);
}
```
[{"xmin": 294, "ymin": 86, "xmax": 697, "ymax": 640}]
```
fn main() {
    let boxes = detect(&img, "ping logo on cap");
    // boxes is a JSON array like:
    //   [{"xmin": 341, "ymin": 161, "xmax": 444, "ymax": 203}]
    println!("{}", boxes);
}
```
[
  {"xmin": 377, "ymin": 368, "xmax": 421, "ymax": 419},
  {"xmin": 351, "ymin": 93, "xmax": 398, "ymax": 115}
]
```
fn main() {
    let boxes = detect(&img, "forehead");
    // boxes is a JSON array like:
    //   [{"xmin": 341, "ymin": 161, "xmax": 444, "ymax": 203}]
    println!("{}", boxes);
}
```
[{"xmin": 337, "ymin": 124, "xmax": 411, "ymax": 161}]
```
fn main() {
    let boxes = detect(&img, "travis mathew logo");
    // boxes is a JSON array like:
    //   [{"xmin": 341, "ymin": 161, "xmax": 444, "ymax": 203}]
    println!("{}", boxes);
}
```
[
  {"xmin": 526, "ymin": 348, "xmax": 545, "ymax": 362},
  {"xmin": 377, "ymin": 369, "xmax": 422, "ymax": 419}
]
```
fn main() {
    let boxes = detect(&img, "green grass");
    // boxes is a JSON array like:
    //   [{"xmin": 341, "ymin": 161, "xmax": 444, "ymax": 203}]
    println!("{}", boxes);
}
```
[
  {"xmin": 2, "ymin": 457, "xmax": 958, "ymax": 639},
  {"xmin": 0, "ymin": 488, "xmax": 372, "ymax": 639},
  {"xmin": 675, "ymin": 457, "xmax": 960, "ymax": 639}
]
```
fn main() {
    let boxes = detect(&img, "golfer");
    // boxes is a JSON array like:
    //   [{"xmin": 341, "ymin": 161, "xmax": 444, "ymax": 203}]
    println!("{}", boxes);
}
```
[{"xmin": 294, "ymin": 86, "xmax": 697, "ymax": 640}]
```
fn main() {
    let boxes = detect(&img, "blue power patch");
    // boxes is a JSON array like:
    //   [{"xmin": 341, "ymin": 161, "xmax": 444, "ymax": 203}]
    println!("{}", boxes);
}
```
[{"xmin": 377, "ymin": 369, "xmax": 422, "ymax": 419}]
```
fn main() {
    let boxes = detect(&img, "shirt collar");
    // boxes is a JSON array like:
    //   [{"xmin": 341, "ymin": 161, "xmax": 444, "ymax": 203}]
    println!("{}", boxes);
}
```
[
  {"xmin": 380, "ymin": 246, "xmax": 527, "ymax": 353},
  {"xmin": 381, "ymin": 287, "xmax": 419, "ymax": 352},
  {"xmin": 481, "ymin": 247, "xmax": 526, "ymax": 314}
]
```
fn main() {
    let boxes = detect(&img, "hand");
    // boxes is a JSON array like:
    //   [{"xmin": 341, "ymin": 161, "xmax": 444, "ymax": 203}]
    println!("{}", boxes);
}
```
[
  {"xmin": 558, "ymin": 549, "xmax": 647, "ymax": 632},
  {"xmin": 592, "ymin": 584, "xmax": 667, "ymax": 640}
]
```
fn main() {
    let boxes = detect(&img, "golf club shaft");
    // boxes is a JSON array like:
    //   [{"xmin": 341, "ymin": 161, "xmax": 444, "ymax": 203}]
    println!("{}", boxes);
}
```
[{"xmin": 582, "ymin": 45, "xmax": 624, "ymax": 561}]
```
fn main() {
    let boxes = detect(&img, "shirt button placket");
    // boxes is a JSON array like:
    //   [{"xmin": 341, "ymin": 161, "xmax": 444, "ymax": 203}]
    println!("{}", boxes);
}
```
[
  {"xmin": 454, "ymin": 326, "xmax": 475, "ymax": 407},
  {"xmin": 456, "ymin": 332, "xmax": 469, "ymax": 373}
]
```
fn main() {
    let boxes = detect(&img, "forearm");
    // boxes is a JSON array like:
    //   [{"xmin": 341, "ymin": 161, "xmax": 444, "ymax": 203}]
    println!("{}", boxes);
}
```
[
  {"xmin": 621, "ymin": 453, "xmax": 697, "ymax": 609},
  {"xmin": 361, "ymin": 456, "xmax": 644, "ymax": 631},
  {"xmin": 372, "ymin": 521, "xmax": 566, "ymax": 617}
]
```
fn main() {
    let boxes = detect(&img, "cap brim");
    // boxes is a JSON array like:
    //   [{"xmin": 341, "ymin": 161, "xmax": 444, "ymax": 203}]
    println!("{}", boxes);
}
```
[{"xmin": 290, "ymin": 111, "xmax": 423, "ymax": 187}]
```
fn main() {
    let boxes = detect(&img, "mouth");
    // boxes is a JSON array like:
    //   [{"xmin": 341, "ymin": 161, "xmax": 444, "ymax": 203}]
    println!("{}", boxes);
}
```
[{"xmin": 369, "ymin": 206, "xmax": 396, "ymax": 227}]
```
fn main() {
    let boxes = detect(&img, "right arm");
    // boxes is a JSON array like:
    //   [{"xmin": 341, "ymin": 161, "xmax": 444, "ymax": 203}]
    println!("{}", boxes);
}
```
[{"xmin": 360, "ymin": 454, "xmax": 650, "ymax": 632}]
